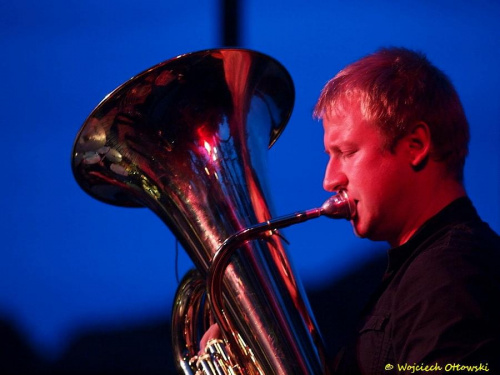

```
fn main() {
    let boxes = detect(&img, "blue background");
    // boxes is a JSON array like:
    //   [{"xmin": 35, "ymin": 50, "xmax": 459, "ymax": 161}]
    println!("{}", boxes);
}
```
[{"xmin": 1, "ymin": 0, "xmax": 499, "ymax": 367}]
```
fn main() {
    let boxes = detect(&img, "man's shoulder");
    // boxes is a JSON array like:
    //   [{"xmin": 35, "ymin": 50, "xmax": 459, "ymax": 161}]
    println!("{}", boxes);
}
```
[
  {"xmin": 402, "ymin": 196, "xmax": 499, "ymax": 263},
  {"xmin": 418, "ymin": 218, "xmax": 500, "ymax": 263},
  {"xmin": 398, "ymin": 219, "xmax": 500, "ymax": 295}
]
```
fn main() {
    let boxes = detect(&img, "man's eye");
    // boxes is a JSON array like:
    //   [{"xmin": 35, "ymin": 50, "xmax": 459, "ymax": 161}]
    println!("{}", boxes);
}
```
[{"xmin": 342, "ymin": 150, "xmax": 357, "ymax": 158}]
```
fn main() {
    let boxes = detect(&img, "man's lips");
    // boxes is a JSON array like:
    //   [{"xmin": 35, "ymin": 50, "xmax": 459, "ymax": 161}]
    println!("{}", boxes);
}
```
[{"xmin": 350, "ymin": 199, "xmax": 359, "ymax": 220}]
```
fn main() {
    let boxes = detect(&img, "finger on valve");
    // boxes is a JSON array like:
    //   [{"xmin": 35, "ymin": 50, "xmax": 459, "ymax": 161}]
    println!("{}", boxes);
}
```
[{"xmin": 199, "ymin": 323, "xmax": 222, "ymax": 354}]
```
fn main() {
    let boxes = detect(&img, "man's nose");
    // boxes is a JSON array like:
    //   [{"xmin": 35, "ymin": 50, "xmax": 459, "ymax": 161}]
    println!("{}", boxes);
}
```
[{"xmin": 323, "ymin": 161, "xmax": 348, "ymax": 192}]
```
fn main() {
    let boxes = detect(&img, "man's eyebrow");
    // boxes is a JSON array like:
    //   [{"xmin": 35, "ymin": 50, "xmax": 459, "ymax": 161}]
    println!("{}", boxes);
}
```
[{"xmin": 326, "ymin": 141, "xmax": 356, "ymax": 152}]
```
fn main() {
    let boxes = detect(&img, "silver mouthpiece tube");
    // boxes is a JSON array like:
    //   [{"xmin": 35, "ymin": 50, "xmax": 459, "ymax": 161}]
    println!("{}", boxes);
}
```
[{"xmin": 320, "ymin": 190, "xmax": 355, "ymax": 219}]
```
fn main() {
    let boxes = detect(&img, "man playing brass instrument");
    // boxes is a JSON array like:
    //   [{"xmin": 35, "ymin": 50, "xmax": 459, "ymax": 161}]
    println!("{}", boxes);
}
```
[{"xmin": 314, "ymin": 47, "xmax": 500, "ymax": 373}]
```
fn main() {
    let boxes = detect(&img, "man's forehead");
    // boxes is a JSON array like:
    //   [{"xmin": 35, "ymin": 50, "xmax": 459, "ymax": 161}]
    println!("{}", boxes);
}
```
[
  {"xmin": 322, "ymin": 113, "xmax": 357, "ymax": 143},
  {"xmin": 322, "ymin": 104, "xmax": 384, "ymax": 147},
  {"xmin": 322, "ymin": 102, "xmax": 365, "ymax": 130}
]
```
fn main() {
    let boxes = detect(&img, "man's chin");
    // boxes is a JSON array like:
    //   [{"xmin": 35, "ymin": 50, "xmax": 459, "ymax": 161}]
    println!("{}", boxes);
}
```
[
  {"xmin": 352, "ymin": 224, "xmax": 366, "ymax": 239},
  {"xmin": 352, "ymin": 222, "xmax": 378, "ymax": 241},
  {"xmin": 353, "ymin": 227, "xmax": 391, "ymax": 243}
]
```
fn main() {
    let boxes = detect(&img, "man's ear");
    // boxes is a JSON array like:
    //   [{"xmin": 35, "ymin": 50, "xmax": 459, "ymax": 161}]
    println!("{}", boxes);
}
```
[{"xmin": 405, "ymin": 122, "xmax": 431, "ymax": 169}]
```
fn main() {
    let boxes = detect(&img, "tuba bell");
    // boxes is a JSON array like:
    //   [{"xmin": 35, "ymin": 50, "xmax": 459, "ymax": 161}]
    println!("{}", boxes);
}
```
[{"xmin": 72, "ymin": 48, "xmax": 353, "ymax": 374}]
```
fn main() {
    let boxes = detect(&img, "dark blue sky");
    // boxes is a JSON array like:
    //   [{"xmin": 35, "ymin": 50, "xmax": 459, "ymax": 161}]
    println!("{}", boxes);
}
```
[{"xmin": 2, "ymin": 0, "xmax": 499, "ymax": 359}]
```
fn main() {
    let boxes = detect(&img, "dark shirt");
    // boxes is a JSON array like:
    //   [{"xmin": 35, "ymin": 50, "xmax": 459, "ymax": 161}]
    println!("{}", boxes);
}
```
[{"xmin": 334, "ymin": 197, "xmax": 500, "ymax": 374}]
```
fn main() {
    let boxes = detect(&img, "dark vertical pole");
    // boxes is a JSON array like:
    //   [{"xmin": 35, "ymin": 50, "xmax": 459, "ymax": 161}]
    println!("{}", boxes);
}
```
[{"xmin": 221, "ymin": 0, "xmax": 240, "ymax": 46}]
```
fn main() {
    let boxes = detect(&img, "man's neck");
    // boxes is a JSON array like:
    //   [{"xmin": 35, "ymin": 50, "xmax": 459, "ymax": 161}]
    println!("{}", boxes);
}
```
[{"xmin": 390, "ymin": 181, "xmax": 467, "ymax": 247}]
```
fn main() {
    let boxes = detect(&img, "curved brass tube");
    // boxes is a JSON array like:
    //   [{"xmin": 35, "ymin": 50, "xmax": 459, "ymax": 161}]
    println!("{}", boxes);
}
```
[{"xmin": 206, "ymin": 191, "xmax": 354, "ymax": 371}]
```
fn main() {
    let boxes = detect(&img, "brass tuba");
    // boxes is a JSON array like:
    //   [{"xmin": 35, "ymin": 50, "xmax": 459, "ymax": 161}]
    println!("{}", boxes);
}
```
[{"xmin": 72, "ymin": 49, "xmax": 353, "ymax": 374}]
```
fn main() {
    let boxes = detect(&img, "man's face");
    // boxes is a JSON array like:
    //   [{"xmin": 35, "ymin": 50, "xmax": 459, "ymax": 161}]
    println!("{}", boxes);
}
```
[{"xmin": 322, "ymin": 101, "xmax": 413, "ymax": 244}]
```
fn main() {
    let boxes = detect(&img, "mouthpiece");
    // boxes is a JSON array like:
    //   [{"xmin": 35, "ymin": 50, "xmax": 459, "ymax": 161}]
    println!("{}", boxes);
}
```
[{"xmin": 320, "ymin": 190, "xmax": 355, "ymax": 219}]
